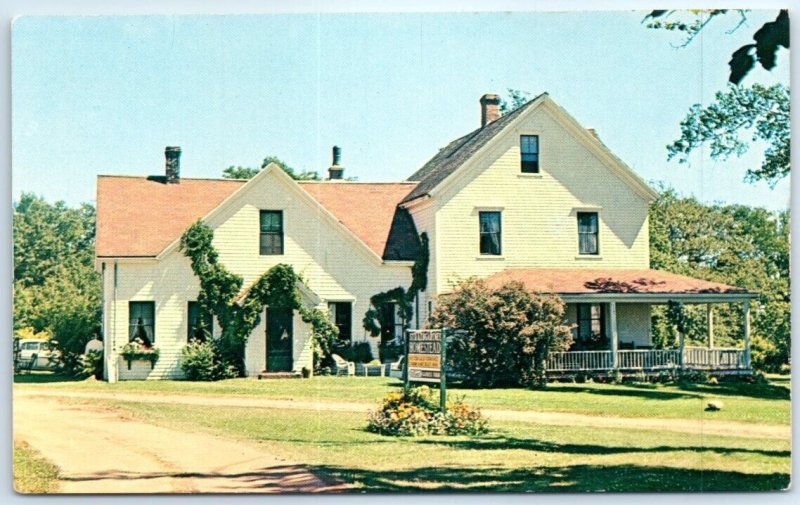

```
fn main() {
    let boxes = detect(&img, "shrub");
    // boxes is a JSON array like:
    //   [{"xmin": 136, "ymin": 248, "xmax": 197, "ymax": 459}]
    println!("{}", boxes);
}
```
[
  {"xmin": 379, "ymin": 342, "xmax": 403, "ymax": 362},
  {"xmin": 334, "ymin": 341, "xmax": 373, "ymax": 363},
  {"xmin": 81, "ymin": 350, "xmax": 103, "ymax": 379},
  {"xmin": 181, "ymin": 339, "xmax": 237, "ymax": 381},
  {"xmin": 430, "ymin": 278, "xmax": 573, "ymax": 388},
  {"xmin": 367, "ymin": 386, "xmax": 488, "ymax": 437},
  {"xmin": 677, "ymin": 370, "xmax": 709, "ymax": 384}
]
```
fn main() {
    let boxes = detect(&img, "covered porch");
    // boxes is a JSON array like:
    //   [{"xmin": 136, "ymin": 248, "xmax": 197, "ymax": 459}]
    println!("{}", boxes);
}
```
[{"xmin": 486, "ymin": 268, "xmax": 755, "ymax": 375}]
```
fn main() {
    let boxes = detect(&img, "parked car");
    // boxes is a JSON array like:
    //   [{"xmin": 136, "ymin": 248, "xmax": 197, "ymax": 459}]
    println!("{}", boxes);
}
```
[{"xmin": 16, "ymin": 339, "xmax": 59, "ymax": 370}]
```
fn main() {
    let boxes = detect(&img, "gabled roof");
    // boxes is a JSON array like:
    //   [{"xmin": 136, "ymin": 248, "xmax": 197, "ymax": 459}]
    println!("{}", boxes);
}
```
[
  {"xmin": 96, "ymin": 175, "xmax": 418, "ymax": 260},
  {"xmin": 298, "ymin": 182, "xmax": 418, "ymax": 260},
  {"xmin": 402, "ymin": 92, "xmax": 658, "ymax": 204},
  {"xmin": 402, "ymin": 93, "xmax": 546, "ymax": 203},
  {"xmin": 485, "ymin": 268, "xmax": 750, "ymax": 297},
  {"xmin": 96, "ymin": 176, "xmax": 242, "ymax": 258}
]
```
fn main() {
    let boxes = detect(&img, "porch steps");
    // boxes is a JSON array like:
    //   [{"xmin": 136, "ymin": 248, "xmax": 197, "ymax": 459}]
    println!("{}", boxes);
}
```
[{"xmin": 257, "ymin": 371, "xmax": 302, "ymax": 380}]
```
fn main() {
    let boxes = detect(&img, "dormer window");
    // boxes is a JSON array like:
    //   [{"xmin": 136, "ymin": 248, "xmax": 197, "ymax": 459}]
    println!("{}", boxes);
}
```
[
  {"xmin": 260, "ymin": 210, "xmax": 284, "ymax": 255},
  {"xmin": 520, "ymin": 135, "xmax": 539, "ymax": 173}
]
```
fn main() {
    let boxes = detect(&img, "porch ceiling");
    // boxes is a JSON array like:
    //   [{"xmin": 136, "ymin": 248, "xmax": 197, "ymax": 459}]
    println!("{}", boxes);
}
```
[{"xmin": 485, "ymin": 268, "xmax": 754, "ymax": 303}]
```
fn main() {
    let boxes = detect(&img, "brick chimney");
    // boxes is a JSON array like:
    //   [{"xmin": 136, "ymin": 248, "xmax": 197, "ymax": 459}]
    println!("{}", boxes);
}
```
[
  {"xmin": 480, "ymin": 94, "xmax": 501, "ymax": 127},
  {"xmin": 328, "ymin": 146, "xmax": 344, "ymax": 180},
  {"xmin": 165, "ymin": 146, "xmax": 181, "ymax": 183}
]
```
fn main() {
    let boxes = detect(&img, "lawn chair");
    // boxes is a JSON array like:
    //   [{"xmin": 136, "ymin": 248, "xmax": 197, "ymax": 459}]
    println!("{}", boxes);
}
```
[
  {"xmin": 332, "ymin": 354, "xmax": 355, "ymax": 376},
  {"xmin": 388, "ymin": 355, "xmax": 405, "ymax": 379},
  {"xmin": 15, "ymin": 353, "xmax": 38, "ymax": 374}
]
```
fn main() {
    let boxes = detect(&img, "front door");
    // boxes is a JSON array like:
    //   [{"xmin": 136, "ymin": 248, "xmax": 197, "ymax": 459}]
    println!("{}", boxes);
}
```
[{"xmin": 266, "ymin": 308, "xmax": 293, "ymax": 372}]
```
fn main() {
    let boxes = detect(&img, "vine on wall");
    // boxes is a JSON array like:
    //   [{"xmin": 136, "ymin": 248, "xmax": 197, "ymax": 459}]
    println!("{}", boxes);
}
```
[
  {"xmin": 363, "ymin": 232, "xmax": 430, "ymax": 337},
  {"xmin": 180, "ymin": 220, "xmax": 338, "ymax": 376}
]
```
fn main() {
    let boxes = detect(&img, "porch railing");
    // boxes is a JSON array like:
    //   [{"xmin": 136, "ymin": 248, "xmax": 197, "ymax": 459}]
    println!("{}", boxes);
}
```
[
  {"xmin": 616, "ymin": 349, "xmax": 681, "ymax": 370},
  {"xmin": 682, "ymin": 346, "xmax": 747, "ymax": 370},
  {"xmin": 546, "ymin": 351, "xmax": 613, "ymax": 372},
  {"xmin": 546, "ymin": 347, "xmax": 748, "ymax": 373}
]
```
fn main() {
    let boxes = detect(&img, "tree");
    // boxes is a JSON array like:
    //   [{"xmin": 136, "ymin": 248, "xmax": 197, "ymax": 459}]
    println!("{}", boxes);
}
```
[
  {"xmin": 645, "ymin": 10, "xmax": 790, "ymax": 186},
  {"xmin": 645, "ymin": 10, "xmax": 789, "ymax": 84},
  {"xmin": 649, "ymin": 187, "xmax": 789, "ymax": 371},
  {"xmin": 430, "ymin": 278, "xmax": 573, "ymax": 388},
  {"xmin": 222, "ymin": 155, "xmax": 321, "ymax": 180},
  {"xmin": 13, "ymin": 194, "xmax": 101, "ymax": 374},
  {"xmin": 667, "ymin": 83, "xmax": 789, "ymax": 187},
  {"xmin": 499, "ymin": 89, "xmax": 532, "ymax": 115}
]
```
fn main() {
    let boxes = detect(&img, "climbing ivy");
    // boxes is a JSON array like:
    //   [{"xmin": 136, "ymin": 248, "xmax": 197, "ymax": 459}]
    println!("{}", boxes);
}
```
[
  {"xmin": 180, "ymin": 220, "xmax": 338, "ymax": 376},
  {"xmin": 363, "ymin": 232, "xmax": 429, "ymax": 338}
]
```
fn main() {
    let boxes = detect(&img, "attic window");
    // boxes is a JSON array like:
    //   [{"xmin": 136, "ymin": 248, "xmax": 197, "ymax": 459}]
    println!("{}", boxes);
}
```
[
  {"xmin": 520, "ymin": 135, "xmax": 539, "ymax": 173},
  {"xmin": 479, "ymin": 211, "xmax": 502, "ymax": 255},
  {"xmin": 577, "ymin": 212, "xmax": 599, "ymax": 255},
  {"xmin": 260, "ymin": 210, "xmax": 284, "ymax": 255}
]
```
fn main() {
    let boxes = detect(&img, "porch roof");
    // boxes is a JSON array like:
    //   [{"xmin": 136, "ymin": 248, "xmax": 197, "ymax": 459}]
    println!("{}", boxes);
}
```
[{"xmin": 485, "ymin": 268, "xmax": 754, "ymax": 303}]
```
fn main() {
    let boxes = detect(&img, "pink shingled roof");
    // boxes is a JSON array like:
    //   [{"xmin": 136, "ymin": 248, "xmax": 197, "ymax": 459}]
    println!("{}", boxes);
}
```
[
  {"xmin": 96, "ymin": 176, "xmax": 417, "ymax": 258},
  {"xmin": 485, "ymin": 268, "xmax": 746, "ymax": 295}
]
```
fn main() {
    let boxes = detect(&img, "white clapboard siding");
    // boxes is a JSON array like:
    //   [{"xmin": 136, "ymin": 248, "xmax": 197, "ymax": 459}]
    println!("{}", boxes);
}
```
[{"xmin": 103, "ymin": 168, "xmax": 413, "ymax": 380}]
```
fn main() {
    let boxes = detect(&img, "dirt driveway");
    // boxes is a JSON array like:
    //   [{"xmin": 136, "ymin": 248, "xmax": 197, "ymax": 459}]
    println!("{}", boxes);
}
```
[{"xmin": 13, "ymin": 391, "xmax": 345, "ymax": 494}]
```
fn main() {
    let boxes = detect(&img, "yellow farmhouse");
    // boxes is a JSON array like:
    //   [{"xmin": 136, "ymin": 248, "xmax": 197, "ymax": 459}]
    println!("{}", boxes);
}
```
[{"xmin": 96, "ymin": 93, "xmax": 753, "ymax": 381}]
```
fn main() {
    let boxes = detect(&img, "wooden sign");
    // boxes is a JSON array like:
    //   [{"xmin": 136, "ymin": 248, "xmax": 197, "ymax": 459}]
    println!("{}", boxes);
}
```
[{"xmin": 407, "ymin": 330, "xmax": 442, "ymax": 383}]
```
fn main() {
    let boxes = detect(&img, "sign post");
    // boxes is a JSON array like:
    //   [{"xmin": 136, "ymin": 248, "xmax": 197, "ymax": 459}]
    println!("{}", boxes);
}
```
[
  {"xmin": 405, "ymin": 328, "xmax": 447, "ymax": 412},
  {"xmin": 440, "ymin": 327, "xmax": 447, "ymax": 412}
]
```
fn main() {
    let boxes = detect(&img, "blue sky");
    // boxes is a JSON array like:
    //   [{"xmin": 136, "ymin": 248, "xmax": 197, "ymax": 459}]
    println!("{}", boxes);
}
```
[{"xmin": 11, "ymin": 10, "xmax": 790, "ymax": 210}]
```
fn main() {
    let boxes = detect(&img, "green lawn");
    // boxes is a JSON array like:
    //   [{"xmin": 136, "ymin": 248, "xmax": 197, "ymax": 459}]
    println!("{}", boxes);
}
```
[
  {"xmin": 13, "ymin": 441, "xmax": 60, "ymax": 494},
  {"xmin": 66, "ymin": 398, "xmax": 790, "ymax": 492},
  {"xmin": 19, "ymin": 374, "xmax": 790, "ymax": 492},
  {"xmin": 16, "ymin": 374, "xmax": 791, "ymax": 425}
]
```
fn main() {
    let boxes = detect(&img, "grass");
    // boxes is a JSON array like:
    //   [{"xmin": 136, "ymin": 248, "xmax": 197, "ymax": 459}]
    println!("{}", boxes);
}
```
[
  {"xmin": 13, "ymin": 441, "xmax": 60, "ymax": 494},
  {"xmin": 16, "ymin": 374, "xmax": 791, "ymax": 425},
  {"xmin": 16, "ymin": 374, "xmax": 791, "ymax": 492},
  {"xmin": 67, "ymin": 398, "xmax": 790, "ymax": 492}
]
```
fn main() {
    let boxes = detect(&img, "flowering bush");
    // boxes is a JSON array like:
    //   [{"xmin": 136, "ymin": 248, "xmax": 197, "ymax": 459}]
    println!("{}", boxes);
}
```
[
  {"xmin": 120, "ymin": 337, "xmax": 160, "ymax": 368},
  {"xmin": 367, "ymin": 386, "xmax": 488, "ymax": 436}
]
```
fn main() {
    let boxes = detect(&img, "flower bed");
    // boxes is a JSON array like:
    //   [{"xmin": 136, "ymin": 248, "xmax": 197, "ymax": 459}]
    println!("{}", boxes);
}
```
[{"xmin": 367, "ymin": 386, "xmax": 488, "ymax": 436}]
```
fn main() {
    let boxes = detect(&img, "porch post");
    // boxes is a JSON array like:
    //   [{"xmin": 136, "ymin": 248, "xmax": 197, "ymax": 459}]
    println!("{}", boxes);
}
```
[
  {"xmin": 707, "ymin": 304, "xmax": 714, "ymax": 349},
  {"xmin": 609, "ymin": 302, "xmax": 618, "ymax": 370},
  {"xmin": 743, "ymin": 299, "xmax": 751, "ymax": 369}
]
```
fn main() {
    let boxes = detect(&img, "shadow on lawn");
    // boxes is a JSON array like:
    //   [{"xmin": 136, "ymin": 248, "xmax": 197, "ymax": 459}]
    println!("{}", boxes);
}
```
[
  {"xmin": 13, "ymin": 373, "xmax": 82, "ymax": 384},
  {"xmin": 311, "ymin": 463, "xmax": 790, "ymax": 492},
  {"xmin": 672, "ymin": 382, "xmax": 791, "ymax": 401},
  {"xmin": 414, "ymin": 435, "xmax": 790, "ymax": 459}
]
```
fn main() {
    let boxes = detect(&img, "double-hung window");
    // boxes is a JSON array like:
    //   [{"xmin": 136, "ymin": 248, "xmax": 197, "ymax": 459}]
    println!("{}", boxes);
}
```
[
  {"xmin": 577, "ymin": 212, "xmax": 599, "ymax": 255},
  {"xmin": 260, "ymin": 210, "xmax": 284, "ymax": 255},
  {"xmin": 328, "ymin": 302, "xmax": 352, "ymax": 342},
  {"xmin": 188, "ymin": 301, "xmax": 213, "ymax": 342},
  {"xmin": 577, "ymin": 303, "xmax": 605, "ymax": 341},
  {"xmin": 129, "ymin": 302, "xmax": 155, "ymax": 346},
  {"xmin": 520, "ymin": 135, "xmax": 539, "ymax": 173},
  {"xmin": 479, "ymin": 211, "xmax": 502, "ymax": 255}
]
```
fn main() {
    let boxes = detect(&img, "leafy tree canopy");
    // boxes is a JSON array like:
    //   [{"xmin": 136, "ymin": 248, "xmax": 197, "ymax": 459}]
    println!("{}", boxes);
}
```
[
  {"xmin": 13, "ymin": 194, "xmax": 101, "ymax": 371},
  {"xmin": 222, "ymin": 155, "xmax": 321, "ymax": 180},
  {"xmin": 645, "ymin": 9, "xmax": 789, "ymax": 84},
  {"xmin": 645, "ymin": 10, "xmax": 790, "ymax": 186},
  {"xmin": 666, "ymin": 83, "xmax": 789, "ymax": 187},
  {"xmin": 649, "ymin": 186, "xmax": 789, "ymax": 370},
  {"xmin": 499, "ymin": 89, "xmax": 532, "ymax": 115}
]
